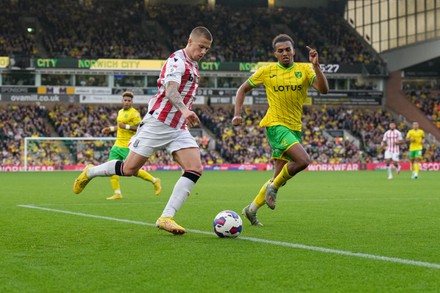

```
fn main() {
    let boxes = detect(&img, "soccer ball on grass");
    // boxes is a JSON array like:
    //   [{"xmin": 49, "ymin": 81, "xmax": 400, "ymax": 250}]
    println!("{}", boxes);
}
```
[{"xmin": 213, "ymin": 210, "xmax": 243, "ymax": 238}]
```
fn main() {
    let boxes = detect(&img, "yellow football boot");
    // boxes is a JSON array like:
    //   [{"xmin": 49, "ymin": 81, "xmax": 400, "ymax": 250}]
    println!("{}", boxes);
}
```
[
  {"xmin": 73, "ymin": 164, "xmax": 93, "ymax": 194},
  {"xmin": 155, "ymin": 217, "xmax": 186, "ymax": 235},
  {"xmin": 153, "ymin": 178, "xmax": 162, "ymax": 196},
  {"xmin": 106, "ymin": 194, "xmax": 123, "ymax": 200}
]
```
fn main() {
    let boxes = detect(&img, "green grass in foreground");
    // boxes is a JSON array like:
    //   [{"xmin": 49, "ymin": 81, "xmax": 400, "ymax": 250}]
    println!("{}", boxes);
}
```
[{"xmin": 1, "ymin": 170, "xmax": 439, "ymax": 292}]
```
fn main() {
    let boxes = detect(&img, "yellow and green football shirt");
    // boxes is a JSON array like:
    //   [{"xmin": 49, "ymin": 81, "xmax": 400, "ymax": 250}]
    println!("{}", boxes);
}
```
[
  {"xmin": 406, "ymin": 129, "xmax": 424, "ymax": 151},
  {"xmin": 248, "ymin": 62, "xmax": 316, "ymax": 131},
  {"xmin": 115, "ymin": 107, "xmax": 141, "ymax": 148}
]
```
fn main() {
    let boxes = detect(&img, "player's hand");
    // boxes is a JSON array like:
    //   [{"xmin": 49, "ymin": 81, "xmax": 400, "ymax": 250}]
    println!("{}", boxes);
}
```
[
  {"xmin": 102, "ymin": 127, "xmax": 110, "ymax": 134},
  {"xmin": 232, "ymin": 115, "xmax": 243, "ymax": 126},
  {"xmin": 183, "ymin": 110, "xmax": 200, "ymax": 128},
  {"xmin": 306, "ymin": 46, "xmax": 319, "ymax": 65},
  {"xmin": 118, "ymin": 123, "xmax": 126, "ymax": 129}
]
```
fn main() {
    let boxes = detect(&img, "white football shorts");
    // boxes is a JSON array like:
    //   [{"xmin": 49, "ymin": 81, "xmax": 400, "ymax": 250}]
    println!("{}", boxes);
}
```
[
  {"xmin": 128, "ymin": 115, "xmax": 198, "ymax": 158},
  {"xmin": 384, "ymin": 150, "xmax": 400, "ymax": 161}
]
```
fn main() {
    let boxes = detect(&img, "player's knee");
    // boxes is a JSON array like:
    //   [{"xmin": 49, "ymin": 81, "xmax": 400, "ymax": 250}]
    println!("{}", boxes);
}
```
[
  {"xmin": 122, "ymin": 166, "xmax": 137, "ymax": 176},
  {"xmin": 298, "ymin": 154, "xmax": 311, "ymax": 170},
  {"xmin": 191, "ymin": 165, "xmax": 203, "ymax": 176}
]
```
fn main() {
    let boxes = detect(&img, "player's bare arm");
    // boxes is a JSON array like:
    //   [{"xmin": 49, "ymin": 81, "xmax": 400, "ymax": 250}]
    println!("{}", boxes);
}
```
[
  {"xmin": 232, "ymin": 82, "xmax": 253, "ymax": 126},
  {"xmin": 118, "ymin": 122, "xmax": 138, "ymax": 131},
  {"xmin": 165, "ymin": 80, "xmax": 200, "ymax": 128},
  {"xmin": 307, "ymin": 46, "xmax": 329, "ymax": 94},
  {"xmin": 102, "ymin": 126, "xmax": 117, "ymax": 133}
]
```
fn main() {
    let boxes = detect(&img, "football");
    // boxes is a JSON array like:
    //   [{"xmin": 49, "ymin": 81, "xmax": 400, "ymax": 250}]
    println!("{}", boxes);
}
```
[{"xmin": 213, "ymin": 210, "xmax": 243, "ymax": 238}]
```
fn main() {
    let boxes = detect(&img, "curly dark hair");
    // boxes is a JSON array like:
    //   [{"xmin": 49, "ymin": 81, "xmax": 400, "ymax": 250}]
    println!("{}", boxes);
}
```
[{"xmin": 272, "ymin": 34, "xmax": 294, "ymax": 50}]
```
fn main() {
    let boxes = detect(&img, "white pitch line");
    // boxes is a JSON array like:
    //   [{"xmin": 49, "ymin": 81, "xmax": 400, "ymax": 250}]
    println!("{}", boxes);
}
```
[{"xmin": 18, "ymin": 204, "xmax": 440, "ymax": 270}]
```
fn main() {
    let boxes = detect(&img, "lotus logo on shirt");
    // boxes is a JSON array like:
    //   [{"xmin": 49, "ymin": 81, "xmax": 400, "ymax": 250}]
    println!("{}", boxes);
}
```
[{"xmin": 273, "ymin": 85, "xmax": 303, "ymax": 92}]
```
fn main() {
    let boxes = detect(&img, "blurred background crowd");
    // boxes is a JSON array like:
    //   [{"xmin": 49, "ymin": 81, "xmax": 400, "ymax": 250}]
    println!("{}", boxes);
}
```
[
  {"xmin": 1, "ymin": 0, "xmax": 382, "ymax": 66},
  {"xmin": 1, "ymin": 103, "xmax": 438, "ymax": 167},
  {"xmin": 0, "ymin": 0, "xmax": 438, "ymax": 168}
]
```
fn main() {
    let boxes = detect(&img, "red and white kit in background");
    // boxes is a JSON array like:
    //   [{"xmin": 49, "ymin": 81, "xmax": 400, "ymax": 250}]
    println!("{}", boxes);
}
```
[
  {"xmin": 128, "ymin": 49, "xmax": 199, "ymax": 157},
  {"xmin": 382, "ymin": 128, "xmax": 403, "ymax": 161}
]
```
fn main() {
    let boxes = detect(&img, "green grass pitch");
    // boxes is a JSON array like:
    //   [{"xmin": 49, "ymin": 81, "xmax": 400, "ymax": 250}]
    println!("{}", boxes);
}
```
[{"xmin": 1, "ymin": 170, "xmax": 439, "ymax": 292}]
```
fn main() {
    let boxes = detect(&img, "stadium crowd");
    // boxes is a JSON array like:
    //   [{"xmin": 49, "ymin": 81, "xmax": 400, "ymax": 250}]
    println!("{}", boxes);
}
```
[
  {"xmin": 2, "ymin": 0, "xmax": 382, "ymax": 69},
  {"xmin": 0, "ymin": 105, "xmax": 55, "ymax": 166},
  {"xmin": 1, "ymin": 104, "xmax": 439, "ymax": 167},
  {"xmin": 0, "ymin": 1, "xmax": 37, "ymax": 57},
  {"xmin": 196, "ymin": 105, "xmax": 440, "ymax": 164},
  {"xmin": 405, "ymin": 87, "xmax": 440, "ymax": 129},
  {"xmin": 0, "ymin": 0, "xmax": 437, "ymax": 167},
  {"xmin": 45, "ymin": 104, "xmax": 222, "ymax": 166}
]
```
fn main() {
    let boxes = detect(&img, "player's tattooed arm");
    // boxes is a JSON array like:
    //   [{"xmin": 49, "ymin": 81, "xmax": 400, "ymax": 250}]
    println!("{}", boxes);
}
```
[
  {"xmin": 165, "ymin": 81, "xmax": 200, "ymax": 127},
  {"xmin": 165, "ymin": 81, "xmax": 187, "ymax": 112}
]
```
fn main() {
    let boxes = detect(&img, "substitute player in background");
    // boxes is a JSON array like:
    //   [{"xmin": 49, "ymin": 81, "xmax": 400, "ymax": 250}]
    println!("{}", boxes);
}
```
[
  {"xmin": 74, "ymin": 26, "xmax": 212, "ymax": 235},
  {"xmin": 102, "ymin": 91, "xmax": 161, "ymax": 200},
  {"xmin": 380, "ymin": 122, "xmax": 403, "ymax": 180},
  {"xmin": 232, "ymin": 34, "xmax": 329, "ymax": 226},
  {"xmin": 406, "ymin": 121, "xmax": 425, "ymax": 179}
]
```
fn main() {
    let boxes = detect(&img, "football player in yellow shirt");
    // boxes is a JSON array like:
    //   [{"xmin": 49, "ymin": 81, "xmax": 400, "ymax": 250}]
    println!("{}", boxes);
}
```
[
  {"xmin": 233, "ymin": 34, "xmax": 329, "ymax": 226},
  {"xmin": 406, "ymin": 121, "xmax": 425, "ymax": 179},
  {"xmin": 102, "ymin": 91, "xmax": 161, "ymax": 199}
]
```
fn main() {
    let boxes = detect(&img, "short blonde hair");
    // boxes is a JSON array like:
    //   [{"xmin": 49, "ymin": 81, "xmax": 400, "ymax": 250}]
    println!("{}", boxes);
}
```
[
  {"xmin": 190, "ymin": 26, "xmax": 212, "ymax": 41},
  {"xmin": 122, "ymin": 91, "xmax": 134, "ymax": 99}
]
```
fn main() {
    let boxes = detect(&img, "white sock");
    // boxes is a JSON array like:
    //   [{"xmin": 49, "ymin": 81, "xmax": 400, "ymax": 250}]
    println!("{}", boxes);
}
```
[
  {"xmin": 88, "ymin": 160, "xmax": 118, "ymax": 177},
  {"xmin": 387, "ymin": 166, "xmax": 392, "ymax": 176},
  {"xmin": 161, "ymin": 177, "xmax": 195, "ymax": 218}
]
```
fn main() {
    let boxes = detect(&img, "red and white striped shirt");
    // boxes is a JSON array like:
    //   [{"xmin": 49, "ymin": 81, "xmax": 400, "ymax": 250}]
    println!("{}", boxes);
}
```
[
  {"xmin": 382, "ymin": 129, "xmax": 403, "ymax": 153},
  {"xmin": 147, "ymin": 49, "xmax": 199, "ymax": 129}
]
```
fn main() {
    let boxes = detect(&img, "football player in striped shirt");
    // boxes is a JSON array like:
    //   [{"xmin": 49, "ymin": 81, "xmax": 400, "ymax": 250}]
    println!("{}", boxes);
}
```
[
  {"xmin": 74, "ymin": 27, "xmax": 213, "ymax": 235},
  {"xmin": 233, "ymin": 34, "xmax": 329, "ymax": 226},
  {"xmin": 380, "ymin": 122, "xmax": 403, "ymax": 179}
]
